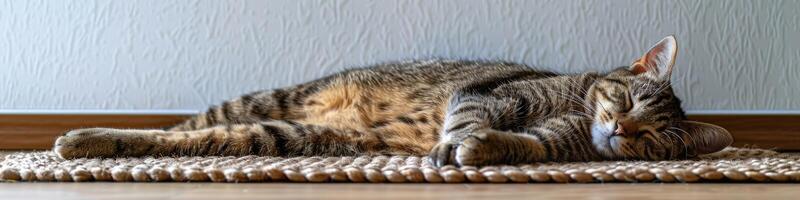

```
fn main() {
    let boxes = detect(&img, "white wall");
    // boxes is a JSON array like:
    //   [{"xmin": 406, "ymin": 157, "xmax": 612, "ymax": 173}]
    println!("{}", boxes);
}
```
[{"xmin": 0, "ymin": 0, "xmax": 798, "ymax": 113}]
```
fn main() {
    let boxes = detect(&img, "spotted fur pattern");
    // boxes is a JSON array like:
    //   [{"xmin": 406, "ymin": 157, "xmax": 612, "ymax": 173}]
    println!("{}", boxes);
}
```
[{"xmin": 54, "ymin": 36, "xmax": 733, "ymax": 166}]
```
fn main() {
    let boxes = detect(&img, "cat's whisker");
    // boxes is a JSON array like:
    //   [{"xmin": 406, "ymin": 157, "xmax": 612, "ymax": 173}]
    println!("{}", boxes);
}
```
[{"xmin": 666, "ymin": 127, "xmax": 691, "ymax": 158}]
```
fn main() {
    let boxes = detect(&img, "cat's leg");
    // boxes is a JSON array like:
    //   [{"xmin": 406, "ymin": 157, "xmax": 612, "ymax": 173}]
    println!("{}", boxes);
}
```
[
  {"xmin": 430, "ymin": 90, "xmax": 594, "ymax": 166},
  {"xmin": 432, "ymin": 112, "xmax": 596, "ymax": 166},
  {"xmin": 167, "ymin": 79, "xmax": 330, "ymax": 131},
  {"xmin": 54, "ymin": 120, "xmax": 388, "ymax": 159},
  {"xmin": 430, "ymin": 92, "xmax": 534, "ymax": 166},
  {"xmin": 55, "ymin": 75, "xmax": 333, "ymax": 156}
]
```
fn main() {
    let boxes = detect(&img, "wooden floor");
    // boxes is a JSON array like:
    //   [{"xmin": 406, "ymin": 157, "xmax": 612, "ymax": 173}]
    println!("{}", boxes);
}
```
[{"xmin": 0, "ymin": 183, "xmax": 798, "ymax": 200}]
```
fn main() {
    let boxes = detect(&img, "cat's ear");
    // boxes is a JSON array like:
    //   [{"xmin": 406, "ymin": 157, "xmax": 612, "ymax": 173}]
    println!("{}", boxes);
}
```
[
  {"xmin": 630, "ymin": 35, "xmax": 677, "ymax": 81},
  {"xmin": 680, "ymin": 121, "xmax": 733, "ymax": 155}
]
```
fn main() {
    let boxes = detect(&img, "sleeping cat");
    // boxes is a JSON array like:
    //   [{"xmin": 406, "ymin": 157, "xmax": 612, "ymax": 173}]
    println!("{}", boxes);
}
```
[{"xmin": 53, "ymin": 36, "xmax": 732, "ymax": 166}]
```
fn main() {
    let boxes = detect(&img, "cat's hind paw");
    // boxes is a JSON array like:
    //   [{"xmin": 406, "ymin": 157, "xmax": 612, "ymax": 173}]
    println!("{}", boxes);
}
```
[{"xmin": 53, "ymin": 128, "xmax": 155, "ymax": 159}]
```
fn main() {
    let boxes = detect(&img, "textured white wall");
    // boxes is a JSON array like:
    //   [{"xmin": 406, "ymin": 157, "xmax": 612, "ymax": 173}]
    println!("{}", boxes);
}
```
[{"xmin": 0, "ymin": 0, "xmax": 798, "ymax": 113}]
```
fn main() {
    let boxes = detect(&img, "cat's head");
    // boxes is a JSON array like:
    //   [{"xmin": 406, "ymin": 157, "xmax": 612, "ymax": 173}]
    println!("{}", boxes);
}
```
[{"xmin": 586, "ymin": 36, "xmax": 733, "ymax": 160}]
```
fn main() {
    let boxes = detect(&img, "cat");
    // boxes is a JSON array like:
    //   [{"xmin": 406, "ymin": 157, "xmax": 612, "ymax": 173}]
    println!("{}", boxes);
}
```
[{"xmin": 53, "ymin": 36, "xmax": 732, "ymax": 167}]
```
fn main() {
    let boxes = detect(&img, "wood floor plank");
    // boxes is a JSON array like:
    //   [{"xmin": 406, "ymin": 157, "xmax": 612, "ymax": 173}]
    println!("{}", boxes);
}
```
[{"xmin": 0, "ymin": 183, "xmax": 798, "ymax": 200}]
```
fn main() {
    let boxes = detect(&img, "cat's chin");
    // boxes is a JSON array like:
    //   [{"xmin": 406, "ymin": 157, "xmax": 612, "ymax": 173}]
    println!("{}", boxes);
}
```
[{"xmin": 590, "ymin": 121, "xmax": 618, "ymax": 159}]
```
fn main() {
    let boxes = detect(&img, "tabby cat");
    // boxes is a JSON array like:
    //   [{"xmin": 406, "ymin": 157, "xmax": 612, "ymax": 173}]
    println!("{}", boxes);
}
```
[{"xmin": 54, "ymin": 36, "xmax": 732, "ymax": 166}]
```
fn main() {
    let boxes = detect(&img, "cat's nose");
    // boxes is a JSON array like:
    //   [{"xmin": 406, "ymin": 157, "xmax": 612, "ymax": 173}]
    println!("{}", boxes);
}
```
[{"xmin": 614, "ymin": 120, "xmax": 639, "ymax": 136}]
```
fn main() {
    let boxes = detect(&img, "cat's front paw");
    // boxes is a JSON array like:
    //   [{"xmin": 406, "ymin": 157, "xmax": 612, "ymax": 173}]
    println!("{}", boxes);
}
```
[
  {"xmin": 429, "ymin": 142, "xmax": 458, "ymax": 167},
  {"xmin": 429, "ymin": 131, "xmax": 517, "ymax": 167},
  {"xmin": 53, "ymin": 128, "xmax": 149, "ymax": 159},
  {"xmin": 454, "ymin": 132, "xmax": 511, "ymax": 166}
]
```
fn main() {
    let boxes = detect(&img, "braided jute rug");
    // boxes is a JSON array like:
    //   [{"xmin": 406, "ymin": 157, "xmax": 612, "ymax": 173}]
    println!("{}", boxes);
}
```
[{"xmin": 1, "ymin": 147, "xmax": 798, "ymax": 183}]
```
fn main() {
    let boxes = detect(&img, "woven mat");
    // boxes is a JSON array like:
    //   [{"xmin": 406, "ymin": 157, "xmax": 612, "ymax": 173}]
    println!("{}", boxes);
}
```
[{"xmin": 1, "ymin": 147, "xmax": 798, "ymax": 183}]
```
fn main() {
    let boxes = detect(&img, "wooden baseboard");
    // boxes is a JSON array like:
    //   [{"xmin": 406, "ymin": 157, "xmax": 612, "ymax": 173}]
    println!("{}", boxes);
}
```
[
  {"xmin": 687, "ymin": 115, "xmax": 800, "ymax": 151},
  {"xmin": 0, "ymin": 114, "xmax": 797, "ymax": 151},
  {"xmin": 0, "ymin": 114, "xmax": 189, "ymax": 150}
]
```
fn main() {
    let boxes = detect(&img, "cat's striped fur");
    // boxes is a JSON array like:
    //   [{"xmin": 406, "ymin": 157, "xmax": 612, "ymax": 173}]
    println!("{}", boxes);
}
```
[{"xmin": 54, "ymin": 36, "xmax": 733, "ymax": 166}]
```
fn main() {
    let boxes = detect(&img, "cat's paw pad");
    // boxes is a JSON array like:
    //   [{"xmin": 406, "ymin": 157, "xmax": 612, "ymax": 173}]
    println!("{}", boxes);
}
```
[{"xmin": 53, "ymin": 128, "xmax": 135, "ymax": 159}]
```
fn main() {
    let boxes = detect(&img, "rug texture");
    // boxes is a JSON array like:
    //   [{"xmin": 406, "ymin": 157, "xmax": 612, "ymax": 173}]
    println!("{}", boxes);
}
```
[{"xmin": 1, "ymin": 147, "xmax": 797, "ymax": 183}]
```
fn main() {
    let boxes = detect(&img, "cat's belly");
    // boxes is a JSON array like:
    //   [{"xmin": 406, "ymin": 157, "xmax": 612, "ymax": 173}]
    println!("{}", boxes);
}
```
[{"xmin": 295, "ymin": 83, "xmax": 445, "ymax": 154}]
